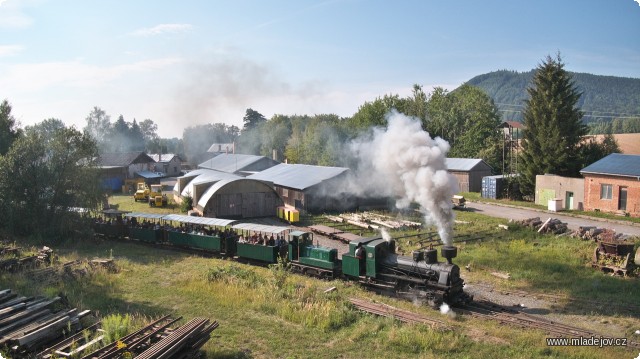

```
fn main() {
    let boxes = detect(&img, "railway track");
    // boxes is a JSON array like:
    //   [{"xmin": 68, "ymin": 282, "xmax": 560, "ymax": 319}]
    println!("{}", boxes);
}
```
[
  {"xmin": 469, "ymin": 283, "xmax": 640, "ymax": 316},
  {"xmin": 458, "ymin": 300, "xmax": 640, "ymax": 350},
  {"xmin": 348, "ymin": 297, "xmax": 449, "ymax": 329}
]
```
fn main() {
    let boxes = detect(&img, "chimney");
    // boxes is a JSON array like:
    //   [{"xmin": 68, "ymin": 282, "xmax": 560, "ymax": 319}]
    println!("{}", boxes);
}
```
[
  {"xmin": 272, "ymin": 149, "xmax": 277, "ymax": 161},
  {"xmin": 232, "ymin": 141, "xmax": 235, "ymax": 154}
]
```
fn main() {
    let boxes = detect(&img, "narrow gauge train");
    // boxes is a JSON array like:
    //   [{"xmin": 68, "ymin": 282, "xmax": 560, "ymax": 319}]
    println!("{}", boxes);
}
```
[{"xmin": 93, "ymin": 212, "xmax": 472, "ymax": 307}]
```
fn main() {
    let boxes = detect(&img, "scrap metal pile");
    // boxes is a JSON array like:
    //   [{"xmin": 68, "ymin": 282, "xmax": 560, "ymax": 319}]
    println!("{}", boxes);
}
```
[{"xmin": 590, "ymin": 239, "xmax": 638, "ymax": 276}]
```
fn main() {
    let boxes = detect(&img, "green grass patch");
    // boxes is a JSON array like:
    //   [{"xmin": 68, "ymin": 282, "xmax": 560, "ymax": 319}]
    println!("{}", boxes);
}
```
[{"xmin": 1, "ymin": 211, "xmax": 638, "ymax": 358}]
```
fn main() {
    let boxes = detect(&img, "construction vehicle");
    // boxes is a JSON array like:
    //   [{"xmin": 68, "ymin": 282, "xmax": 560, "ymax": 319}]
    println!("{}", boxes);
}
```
[
  {"xmin": 133, "ymin": 183, "xmax": 150, "ymax": 202},
  {"xmin": 148, "ymin": 184, "xmax": 168, "ymax": 207}
]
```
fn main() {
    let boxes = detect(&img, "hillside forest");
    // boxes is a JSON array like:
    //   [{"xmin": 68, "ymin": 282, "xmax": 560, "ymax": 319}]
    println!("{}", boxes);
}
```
[{"xmin": 467, "ymin": 70, "xmax": 640, "ymax": 134}]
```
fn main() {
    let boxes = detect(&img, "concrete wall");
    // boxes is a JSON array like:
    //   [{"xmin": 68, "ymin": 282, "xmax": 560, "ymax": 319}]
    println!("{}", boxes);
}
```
[
  {"xmin": 535, "ymin": 174, "xmax": 584, "ymax": 210},
  {"xmin": 583, "ymin": 174, "xmax": 640, "ymax": 217}
]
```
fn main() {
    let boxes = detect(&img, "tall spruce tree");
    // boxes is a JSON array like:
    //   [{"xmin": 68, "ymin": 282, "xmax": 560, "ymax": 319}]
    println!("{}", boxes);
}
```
[{"xmin": 518, "ymin": 54, "xmax": 587, "ymax": 196}]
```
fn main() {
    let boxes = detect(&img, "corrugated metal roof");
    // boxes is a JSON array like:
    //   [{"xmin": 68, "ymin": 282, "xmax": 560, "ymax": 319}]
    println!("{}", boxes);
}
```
[
  {"xmin": 445, "ymin": 158, "xmax": 491, "ymax": 172},
  {"xmin": 247, "ymin": 163, "xmax": 349, "ymax": 191},
  {"xmin": 232, "ymin": 223, "xmax": 289, "ymax": 234},
  {"xmin": 181, "ymin": 170, "xmax": 241, "ymax": 197},
  {"xmin": 135, "ymin": 170, "xmax": 165, "ymax": 179},
  {"xmin": 125, "ymin": 212, "xmax": 166, "ymax": 219},
  {"xmin": 97, "ymin": 152, "xmax": 154, "ymax": 167},
  {"xmin": 198, "ymin": 154, "xmax": 275, "ymax": 173},
  {"xmin": 580, "ymin": 153, "xmax": 640, "ymax": 177},
  {"xmin": 162, "ymin": 214, "xmax": 237, "ymax": 227},
  {"xmin": 148, "ymin": 153, "xmax": 181, "ymax": 163},
  {"xmin": 207, "ymin": 143, "xmax": 235, "ymax": 153}
]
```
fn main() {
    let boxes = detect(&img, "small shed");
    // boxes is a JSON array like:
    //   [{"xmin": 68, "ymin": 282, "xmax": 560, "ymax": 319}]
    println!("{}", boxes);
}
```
[
  {"xmin": 580, "ymin": 153, "xmax": 640, "ymax": 217},
  {"xmin": 445, "ymin": 158, "xmax": 493, "ymax": 193}
]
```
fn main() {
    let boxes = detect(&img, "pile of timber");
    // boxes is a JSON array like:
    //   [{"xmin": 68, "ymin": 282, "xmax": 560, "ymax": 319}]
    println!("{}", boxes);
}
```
[
  {"xmin": 515, "ymin": 217, "xmax": 569, "ymax": 234},
  {"xmin": 0, "ymin": 289, "xmax": 91, "ymax": 357},
  {"xmin": 334, "ymin": 212, "xmax": 421, "ymax": 231},
  {"xmin": 0, "ymin": 246, "xmax": 54, "ymax": 272},
  {"xmin": 571, "ymin": 226, "xmax": 623, "ymax": 241}
]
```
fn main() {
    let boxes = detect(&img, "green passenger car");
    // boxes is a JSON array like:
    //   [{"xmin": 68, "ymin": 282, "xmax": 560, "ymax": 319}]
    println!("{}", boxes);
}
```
[
  {"xmin": 166, "ymin": 231, "xmax": 222, "ymax": 251},
  {"xmin": 236, "ymin": 243, "xmax": 279, "ymax": 263},
  {"xmin": 129, "ymin": 227, "xmax": 163, "ymax": 243}
]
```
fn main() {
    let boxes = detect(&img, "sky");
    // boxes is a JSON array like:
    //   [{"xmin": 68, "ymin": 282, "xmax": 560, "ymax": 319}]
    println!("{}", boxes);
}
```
[{"xmin": 1, "ymin": 0, "xmax": 639, "ymax": 138}]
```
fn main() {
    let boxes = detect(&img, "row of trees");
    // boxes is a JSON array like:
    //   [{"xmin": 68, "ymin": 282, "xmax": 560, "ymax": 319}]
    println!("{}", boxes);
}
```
[
  {"xmin": 0, "ymin": 54, "xmax": 621, "ymax": 239},
  {"xmin": 587, "ymin": 117, "xmax": 640, "ymax": 135},
  {"xmin": 235, "ymin": 84, "xmax": 504, "ymax": 171},
  {"xmin": 0, "ymin": 102, "xmax": 104, "ymax": 239}
]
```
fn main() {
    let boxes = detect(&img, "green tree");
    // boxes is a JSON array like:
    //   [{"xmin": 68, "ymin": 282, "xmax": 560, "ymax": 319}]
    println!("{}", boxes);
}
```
[
  {"xmin": 518, "ymin": 54, "xmax": 587, "ymax": 196},
  {"xmin": 347, "ymin": 94, "xmax": 408, "ymax": 133},
  {"xmin": 425, "ymin": 85, "xmax": 502, "ymax": 169},
  {"xmin": 0, "ymin": 121, "xmax": 103, "ymax": 238},
  {"xmin": 0, "ymin": 99, "xmax": 22, "ymax": 155},
  {"xmin": 242, "ymin": 108, "xmax": 267, "ymax": 132},
  {"xmin": 83, "ymin": 106, "xmax": 111, "ymax": 151}
]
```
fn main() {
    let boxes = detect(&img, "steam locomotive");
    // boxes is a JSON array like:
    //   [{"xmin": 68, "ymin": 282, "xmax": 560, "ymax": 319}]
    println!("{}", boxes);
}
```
[{"xmin": 93, "ymin": 212, "xmax": 472, "ymax": 308}]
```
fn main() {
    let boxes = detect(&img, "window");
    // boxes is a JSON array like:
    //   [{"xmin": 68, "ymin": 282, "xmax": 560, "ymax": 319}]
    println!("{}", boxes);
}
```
[
  {"xmin": 282, "ymin": 188, "xmax": 288, "ymax": 197},
  {"xmin": 600, "ymin": 184, "xmax": 612, "ymax": 200}
]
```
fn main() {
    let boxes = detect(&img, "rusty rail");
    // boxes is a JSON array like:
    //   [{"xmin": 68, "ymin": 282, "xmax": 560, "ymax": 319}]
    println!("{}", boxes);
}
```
[
  {"xmin": 348, "ymin": 297, "xmax": 448, "ymax": 329},
  {"xmin": 459, "ymin": 300, "xmax": 640, "ymax": 350}
]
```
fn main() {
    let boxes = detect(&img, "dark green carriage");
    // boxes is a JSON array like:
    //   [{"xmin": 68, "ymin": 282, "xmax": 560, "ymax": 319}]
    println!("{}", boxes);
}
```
[
  {"xmin": 129, "ymin": 227, "xmax": 163, "ymax": 243},
  {"xmin": 298, "ymin": 246, "xmax": 339, "ymax": 271},
  {"xmin": 167, "ymin": 231, "xmax": 222, "ymax": 251},
  {"xmin": 95, "ymin": 223, "xmax": 128, "ymax": 238},
  {"xmin": 236, "ymin": 243, "xmax": 279, "ymax": 263}
]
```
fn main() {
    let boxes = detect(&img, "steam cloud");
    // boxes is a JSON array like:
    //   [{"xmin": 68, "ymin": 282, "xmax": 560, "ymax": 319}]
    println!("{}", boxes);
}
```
[{"xmin": 350, "ymin": 110, "xmax": 458, "ymax": 245}]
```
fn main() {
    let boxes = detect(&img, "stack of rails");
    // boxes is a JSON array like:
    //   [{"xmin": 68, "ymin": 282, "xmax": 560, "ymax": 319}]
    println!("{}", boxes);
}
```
[
  {"xmin": 308, "ymin": 225, "xmax": 364, "ymax": 244},
  {"xmin": 333, "ymin": 232, "xmax": 363, "ymax": 244},
  {"xmin": 0, "ymin": 289, "xmax": 91, "ymax": 357},
  {"xmin": 308, "ymin": 225, "xmax": 344, "ymax": 237}
]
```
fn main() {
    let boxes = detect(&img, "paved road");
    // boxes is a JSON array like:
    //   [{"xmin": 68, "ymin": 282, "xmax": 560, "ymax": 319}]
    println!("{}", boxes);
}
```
[{"xmin": 467, "ymin": 201, "xmax": 640, "ymax": 237}]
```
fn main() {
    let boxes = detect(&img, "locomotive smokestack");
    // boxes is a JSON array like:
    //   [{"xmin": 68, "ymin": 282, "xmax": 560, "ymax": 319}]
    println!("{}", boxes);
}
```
[{"xmin": 441, "ymin": 245, "xmax": 457, "ymax": 264}]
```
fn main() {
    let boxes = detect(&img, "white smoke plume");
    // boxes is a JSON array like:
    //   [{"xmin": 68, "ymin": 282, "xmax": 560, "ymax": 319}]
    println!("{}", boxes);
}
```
[
  {"xmin": 380, "ymin": 227, "xmax": 392, "ymax": 242},
  {"xmin": 350, "ymin": 110, "xmax": 458, "ymax": 245}
]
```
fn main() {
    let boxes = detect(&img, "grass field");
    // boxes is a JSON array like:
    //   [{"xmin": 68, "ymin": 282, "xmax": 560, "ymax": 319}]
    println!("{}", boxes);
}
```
[{"xmin": 1, "ymin": 195, "xmax": 639, "ymax": 358}]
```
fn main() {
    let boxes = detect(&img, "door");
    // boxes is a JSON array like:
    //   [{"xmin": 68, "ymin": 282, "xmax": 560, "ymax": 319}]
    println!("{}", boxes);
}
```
[
  {"xmin": 618, "ymin": 187, "xmax": 627, "ymax": 211},
  {"xmin": 565, "ymin": 192, "xmax": 574, "ymax": 210}
]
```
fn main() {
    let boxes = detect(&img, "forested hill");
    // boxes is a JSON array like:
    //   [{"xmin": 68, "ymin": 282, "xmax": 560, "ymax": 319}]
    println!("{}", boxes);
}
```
[{"xmin": 466, "ymin": 70, "xmax": 640, "ymax": 124}]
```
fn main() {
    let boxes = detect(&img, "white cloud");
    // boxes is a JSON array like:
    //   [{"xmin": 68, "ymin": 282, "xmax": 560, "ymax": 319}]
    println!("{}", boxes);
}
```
[
  {"xmin": 0, "ymin": 0, "xmax": 33, "ymax": 28},
  {"xmin": 635, "ymin": 0, "xmax": 640, "ymax": 6},
  {"xmin": 0, "ymin": 57, "xmax": 183, "ymax": 93},
  {"xmin": 130, "ymin": 23, "xmax": 193, "ymax": 37},
  {"xmin": 0, "ymin": 44, "xmax": 23, "ymax": 57}
]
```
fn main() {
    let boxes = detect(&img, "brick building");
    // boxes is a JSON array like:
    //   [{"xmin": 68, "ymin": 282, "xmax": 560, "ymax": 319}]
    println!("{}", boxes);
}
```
[{"xmin": 580, "ymin": 153, "xmax": 640, "ymax": 217}]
